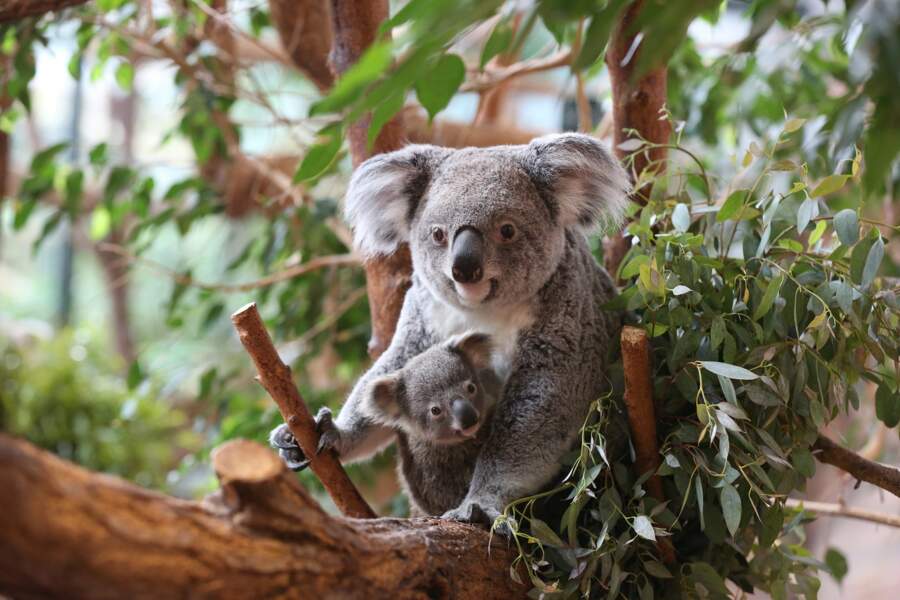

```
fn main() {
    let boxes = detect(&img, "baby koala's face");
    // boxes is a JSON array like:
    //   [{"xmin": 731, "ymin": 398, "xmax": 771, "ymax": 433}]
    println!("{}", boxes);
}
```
[{"xmin": 364, "ymin": 332, "xmax": 495, "ymax": 444}]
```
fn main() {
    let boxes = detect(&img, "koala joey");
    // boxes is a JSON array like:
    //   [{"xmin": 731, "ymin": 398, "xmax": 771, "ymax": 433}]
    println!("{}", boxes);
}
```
[
  {"xmin": 361, "ymin": 331, "xmax": 503, "ymax": 516},
  {"xmin": 271, "ymin": 133, "xmax": 629, "ymax": 529}
]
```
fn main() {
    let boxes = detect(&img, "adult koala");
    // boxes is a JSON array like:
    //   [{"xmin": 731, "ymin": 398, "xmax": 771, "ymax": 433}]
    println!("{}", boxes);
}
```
[{"xmin": 271, "ymin": 133, "xmax": 629, "ymax": 525}]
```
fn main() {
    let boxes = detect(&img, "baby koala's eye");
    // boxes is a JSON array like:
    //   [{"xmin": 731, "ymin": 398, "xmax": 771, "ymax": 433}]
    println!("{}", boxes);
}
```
[
  {"xmin": 431, "ymin": 226, "xmax": 446, "ymax": 245},
  {"xmin": 499, "ymin": 223, "xmax": 517, "ymax": 241},
  {"xmin": 465, "ymin": 381, "xmax": 477, "ymax": 395},
  {"xmin": 430, "ymin": 406, "xmax": 442, "ymax": 416}
]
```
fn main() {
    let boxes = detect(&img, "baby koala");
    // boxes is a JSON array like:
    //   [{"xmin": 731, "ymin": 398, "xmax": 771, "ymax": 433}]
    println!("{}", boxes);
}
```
[{"xmin": 361, "ymin": 331, "xmax": 503, "ymax": 516}]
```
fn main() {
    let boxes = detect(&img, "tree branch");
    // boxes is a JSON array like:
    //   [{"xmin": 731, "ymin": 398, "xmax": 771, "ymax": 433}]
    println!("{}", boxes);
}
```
[
  {"xmin": 268, "ymin": 0, "xmax": 335, "ymax": 91},
  {"xmin": 0, "ymin": 434, "xmax": 525, "ymax": 598},
  {"xmin": 329, "ymin": 0, "xmax": 409, "ymax": 359},
  {"xmin": 785, "ymin": 499, "xmax": 900, "ymax": 529},
  {"xmin": 404, "ymin": 106, "xmax": 539, "ymax": 148},
  {"xmin": 462, "ymin": 49, "xmax": 571, "ymax": 93},
  {"xmin": 814, "ymin": 435, "xmax": 900, "ymax": 499},
  {"xmin": 230, "ymin": 302, "xmax": 376, "ymax": 519},
  {"xmin": 620, "ymin": 326, "xmax": 675, "ymax": 563},
  {"xmin": 0, "ymin": 0, "xmax": 88, "ymax": 23},
  {"xmin": 603, "ymin": 0, "xmax": 672, "ymax": 277},
  {"xmin": 96, "ymin": 243, "xmax": 359, "ymax": 293}
]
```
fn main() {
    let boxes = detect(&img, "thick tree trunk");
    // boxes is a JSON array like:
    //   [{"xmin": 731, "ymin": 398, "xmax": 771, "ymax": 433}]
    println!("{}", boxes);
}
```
[
  {"xmin": 604, "ymin": 0, "xmax": 671, "ymax": 276},
  {"xmin": 329, "ymin": 0, "xmax": 409, "ymax": 359},
  {"xmin": 0, "ymin": 435, "xmax": 525, "ymax": 599}
]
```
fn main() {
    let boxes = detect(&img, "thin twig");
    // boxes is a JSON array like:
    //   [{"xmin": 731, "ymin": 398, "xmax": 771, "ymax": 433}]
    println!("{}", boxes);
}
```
[
  {"xmin": 97, "ymin": 243, "xmax": 359, "ymax": 293},
  {"xmin": 785, "ymin": 499, "xmax": 900, "ymax": 529},
  {"xmin": 462, "ymin": 49, "xmax": 571, "ymax": 93},
  {"xmin": 230, "ymin": 302, "xmax": 376, "ymax": 519}
]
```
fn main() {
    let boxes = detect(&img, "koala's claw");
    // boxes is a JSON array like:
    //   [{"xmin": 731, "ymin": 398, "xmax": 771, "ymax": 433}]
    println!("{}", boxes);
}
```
[
  {"xmin": 314, "ymin": 407, "xmax": 340, "ymax": 455},
  {"xmin": 442, "ymin": 499, "xmax": 509, "ymax": 536},
  {"xmin": 268, "ymin": 423, "xmax": 309, "ymax": 471}
]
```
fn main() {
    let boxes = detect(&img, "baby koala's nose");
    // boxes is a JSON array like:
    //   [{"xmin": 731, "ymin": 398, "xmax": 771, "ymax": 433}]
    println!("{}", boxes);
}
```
[{"xmin": 452, "ymin": 399, "xmax": 479, "ymax": 432}]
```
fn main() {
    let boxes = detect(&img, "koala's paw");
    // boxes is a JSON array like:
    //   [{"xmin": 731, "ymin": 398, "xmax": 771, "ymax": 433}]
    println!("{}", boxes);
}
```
[
  {"xmin": 268, "ymin": 423, "xmax": 309, "ymax": 471},
  {"xmin": 314, "ymin": 407, "xmax": 340, "ymax": 455},
  {"xmin": 442, "ymin": 499, "xmax": 510, "ymax": 536}
]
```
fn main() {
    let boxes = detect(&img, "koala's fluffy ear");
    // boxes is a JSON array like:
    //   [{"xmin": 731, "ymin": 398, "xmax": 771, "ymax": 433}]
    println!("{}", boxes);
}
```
[
  {"xmin": 344, "ymin": 145, "xmax": 447, "ymax": 257},
  {"xmin": 364, "ymin": 375, "xmax": 403, "ymax": 421},
  {"xmin": 521, "ymin": 133, "xmax": 631, "ymax": 233},
  {"xmin": 446, "ymin": 331, "xmax": 493, "ymax": 371}
]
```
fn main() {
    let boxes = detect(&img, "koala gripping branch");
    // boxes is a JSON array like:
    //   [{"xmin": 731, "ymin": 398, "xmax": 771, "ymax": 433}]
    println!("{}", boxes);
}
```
[
  {"xmin": 230, "ymin": 302, "xmax": 376, "ymax": 519},
  {"xmin": 0, "ymin": 435, "xmax": 525, "ymax": 599}
]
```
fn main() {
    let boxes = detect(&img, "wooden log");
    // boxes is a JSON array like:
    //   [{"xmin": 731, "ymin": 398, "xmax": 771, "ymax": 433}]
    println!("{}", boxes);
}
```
[{"xmin": 0, "ymin": 434, "xmax": 525, "ymax": 599}]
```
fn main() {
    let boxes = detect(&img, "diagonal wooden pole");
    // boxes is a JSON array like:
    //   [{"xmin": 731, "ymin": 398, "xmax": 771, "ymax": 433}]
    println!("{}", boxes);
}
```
[{"xmin": 231, "ymin": 302, "xmax": 376, "ymax": 519}]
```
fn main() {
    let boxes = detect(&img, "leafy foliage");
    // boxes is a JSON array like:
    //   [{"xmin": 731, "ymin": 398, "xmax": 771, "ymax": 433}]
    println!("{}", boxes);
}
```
[
  {"xmin": 498, "ymin": 123, "xmax": 898, "ymax": 598},
  {"xmin": 1, "ymin": 0, "xmax": 899, "ymax": 596},
  {"xmin": 0, "ymin": 331, "xmax": 197, "ymax": 488}
]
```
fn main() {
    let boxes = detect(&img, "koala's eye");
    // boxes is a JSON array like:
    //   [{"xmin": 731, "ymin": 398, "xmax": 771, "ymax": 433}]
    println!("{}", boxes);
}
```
[
  {"xmin": 499, "ymin": 223, "xmax": 517, "ymax": 241},
  {"xmin": 430, "ymin": 406, "xmax": 442, "ymax": 416},
  {"xmin": 431, "ymin": 227, "xmax": 446, "ymax": 245},
  {"xmin": 465, "ymin": 381, "xmax": 477, "ymax": 395}
]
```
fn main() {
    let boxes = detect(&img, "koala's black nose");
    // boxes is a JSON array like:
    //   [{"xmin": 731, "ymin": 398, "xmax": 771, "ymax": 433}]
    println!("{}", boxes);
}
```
[
  {"xmin": 452, "ymin": 400, "xmax": 479, "ymax": 431},
  {"xmin": 451, "ymin": 227, "xmax": 484, "ymax": 284}
]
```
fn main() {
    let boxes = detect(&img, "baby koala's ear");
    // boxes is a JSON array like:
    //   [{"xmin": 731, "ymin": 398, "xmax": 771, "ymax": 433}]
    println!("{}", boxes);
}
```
[
  {"xmin": 364, "ymin": 374, "xmax": 403, "ymax": 421},
  {"xmin": 446, "ymin": 331, "xmax": 493, "ymax": 371}
]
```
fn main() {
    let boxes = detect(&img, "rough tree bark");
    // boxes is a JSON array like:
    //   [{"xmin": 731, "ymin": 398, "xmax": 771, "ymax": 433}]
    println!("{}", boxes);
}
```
[
  {"xmin": 329, "ymin": 0, "xmax": 409, "ymax": 360},
  {"xmin": 0, "ymin": 434, "xmax": 525, "ymax": 599},
  {"xmin": 0, "ymin": 0, "xmax": 89, "ymax": 22},
  {"xmin": 603, "ymin": 0, "xmax": 672, "ymax": 276}
]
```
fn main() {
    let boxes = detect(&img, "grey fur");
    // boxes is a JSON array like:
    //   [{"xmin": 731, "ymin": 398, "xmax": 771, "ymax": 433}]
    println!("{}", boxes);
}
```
[
  {"xmin": 270, "ymin": 133, "xmax": 628, "ymax": 525},
  {"xmin": 361, "ymin": 332, "xmax": 504, "ymax": 515}
]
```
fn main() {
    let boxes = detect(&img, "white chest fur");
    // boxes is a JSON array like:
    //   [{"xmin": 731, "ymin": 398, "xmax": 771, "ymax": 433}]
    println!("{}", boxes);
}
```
[{"xmin": 427, "ymin": 298, "xmax": 534, "ymax": 379}]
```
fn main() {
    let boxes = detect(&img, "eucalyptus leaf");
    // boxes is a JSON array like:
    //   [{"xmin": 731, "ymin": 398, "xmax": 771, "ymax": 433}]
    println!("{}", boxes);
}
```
[
  {"xmin": 860, "ymin": 236, "xmax": 884, "ymax": 289},
  {"xmin": 796, "ymin": 198, "xmax": 817, "ymax": 232},
  {"xmin": 415, "ymin": 54, "xmax": 465, "ymax": 119},
  {"xmin": 530, "ymin": 518, "xmax": 566, "ymax": 547},
  {"xmin": 632, "ymin": 515, "xmax": 656, "ymax": 541},
  {"xmin": 753, "ymin": 275, "xmax": 784, "ymax": 321},
  {"xmin": 699, "ymin": 361, "xmax": 758, "ymax": 381},
  {"xmin": 833, "ymin": 209, "xmax": 859, "ymax": 246},
  {"xmin": 720, "ymin": 483, "xmax": 742, "ymax": 536},
  {"xmin": 825, "ymin": 548, "xmax": 848, "ymax": 583},
  {"xmin": 672, "ymin": 203, "xmax": 691, "ymax": 232},
  {"xmin": 293, "ymin": 133, "xmax": 343, "ymax": 182},
  {"xmin": 875, "ymin": 383, "xmax": 900, "ymax": 428},
  {"xmin": 810, "ymin": 174, "xmax": 849, "ymax": 198}
]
